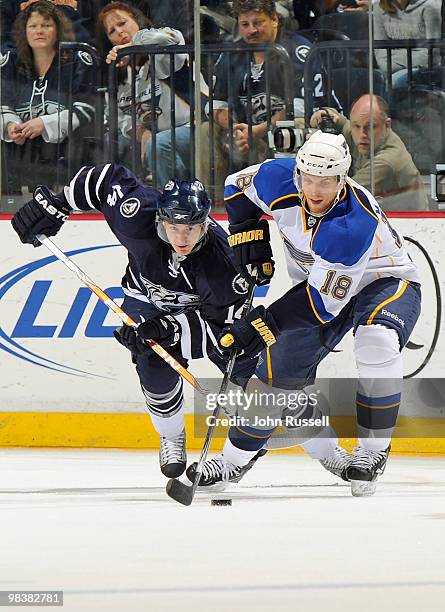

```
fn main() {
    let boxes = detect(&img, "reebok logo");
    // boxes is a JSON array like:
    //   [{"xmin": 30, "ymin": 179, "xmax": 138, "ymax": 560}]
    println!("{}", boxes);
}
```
[
  {"xmin": 381, "ymin": 309, "xmax": 405, "ymax": 327},
  {"xmin": 250, "ymin": 318, "xmax": 276, "ymax": 347}
]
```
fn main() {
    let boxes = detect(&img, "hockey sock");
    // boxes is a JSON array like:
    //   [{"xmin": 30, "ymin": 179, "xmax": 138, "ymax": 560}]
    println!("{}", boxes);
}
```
[
  {"xmin": 354, "ymin": 324, "xmax": 402, "ymax": 453},
  {"xmin": 300, "ymin": 426, "xmax": 338, "ymax": 459},
  {"xmin": 142, "ymin": 379, "xmax": 185, "ymax": 440},
  {"xmin": 222, "ymin": 438, "xmax": 262, "ymax": 467},
  {"xmin": 150, "ymin": 409, "xmax": 185, "ymax": 440}
]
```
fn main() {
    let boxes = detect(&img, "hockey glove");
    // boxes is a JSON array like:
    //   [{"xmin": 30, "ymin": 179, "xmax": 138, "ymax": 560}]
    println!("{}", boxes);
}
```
[
  {"xmin": 114, "ymin": 325, "xmax": 149, "ymax": 356},
  {"xmin": 11, "ymin": 186, "xmax": 71, "ymax": 247},
  {"xmin": 218, "ymin": 306, "xmax": 279, "ymax": 359},
  {"xmin": 228, "ymin": 219, "xmax": 275, "ymax": 286},
  {"xmin": 137, "ymin": 314, "xmax": 181, "ymax": 347}
]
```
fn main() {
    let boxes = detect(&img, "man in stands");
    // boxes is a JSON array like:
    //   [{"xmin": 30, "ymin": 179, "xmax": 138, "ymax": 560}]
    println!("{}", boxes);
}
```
[
  {"xmin": 199, "ymin": 0, "xmax": 325, "ymax": 200},
  {"xmin": 310, "ymin": 94, "xmax": 428, "ymax": 210}
]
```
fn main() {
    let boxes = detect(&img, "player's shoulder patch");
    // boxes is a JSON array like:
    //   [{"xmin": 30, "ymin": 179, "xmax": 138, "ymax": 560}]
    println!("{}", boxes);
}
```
[
  {"xmin": 295, "ymin": 44, "xmax": 310, "ymax": 63},
  {"xmin": 77, "ymin": 50, "xmax": 93, "ymax": 66},
  {"xmin": 120, "ymin": 197, "xmax": 141, "ymax": 218},
  {"xmin": 254, "ymin": 158, "xmax": 298, "ymax": 209},
  {"xmin": 0, "ymin": 51, "xmax": 11, "ymax": 68}
]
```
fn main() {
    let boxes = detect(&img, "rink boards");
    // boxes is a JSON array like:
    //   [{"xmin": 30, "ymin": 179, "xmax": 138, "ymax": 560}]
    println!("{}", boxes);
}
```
[{"xmin": 0, "ymin": 213, "xmax": 444, "ymax": 453}]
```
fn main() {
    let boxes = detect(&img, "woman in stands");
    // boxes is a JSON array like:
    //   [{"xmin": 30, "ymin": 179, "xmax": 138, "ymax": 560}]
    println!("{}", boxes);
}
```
[
  {"xmin": 97, "ymin": 2, "xmax": 196, "ymax": 187},
  {"xmin": 0, "ymin": 0, "xmax": 95, "ymax": 194}
]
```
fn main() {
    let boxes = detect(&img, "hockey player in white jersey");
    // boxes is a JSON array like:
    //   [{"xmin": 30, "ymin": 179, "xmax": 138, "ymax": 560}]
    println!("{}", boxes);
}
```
[{"xmin": 187, "ymin": 130, "xmax": 421, "ymax": 496}]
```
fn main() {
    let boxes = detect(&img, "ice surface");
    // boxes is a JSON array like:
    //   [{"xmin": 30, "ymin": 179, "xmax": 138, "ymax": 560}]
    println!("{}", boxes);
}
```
[{"xmin": 0, "ymin": 449, "xmax": 444, "ymax": 612}]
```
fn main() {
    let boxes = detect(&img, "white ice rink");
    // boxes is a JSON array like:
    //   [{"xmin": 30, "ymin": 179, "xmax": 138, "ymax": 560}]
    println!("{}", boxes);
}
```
[{"xmin": 0, "ymin": 449, "xmax": 444, "ymax": 612}]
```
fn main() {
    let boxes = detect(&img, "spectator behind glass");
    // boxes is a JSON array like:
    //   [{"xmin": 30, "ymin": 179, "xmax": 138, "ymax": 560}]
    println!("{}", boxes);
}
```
[
  {"xmin": 199, "ymin": 0, "xmax": 323, "ymax": 201},
  {"xmin": 97, "ymin": 2, "xmax": 193, "ymax": 186},
  {"xmin": 310, "ymin": 94, "xmax": 428, "ymax": 210},
  {"xmin": 0, "ymin": 0, "xmax": 95, "ymax": 194},
  {"xmin": 372, "ymin": 0, "xmax": 441, "ymax": 88},
  {"xmin": 1, "ymin": 0, "xmax": 95, "ymax": 49}
]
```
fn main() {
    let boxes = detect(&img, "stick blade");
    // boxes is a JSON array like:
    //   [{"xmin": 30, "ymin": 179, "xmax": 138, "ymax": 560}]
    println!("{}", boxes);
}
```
[{"xmin": 166, "ymin": 478, "xmax": 194, "ymax": 506}]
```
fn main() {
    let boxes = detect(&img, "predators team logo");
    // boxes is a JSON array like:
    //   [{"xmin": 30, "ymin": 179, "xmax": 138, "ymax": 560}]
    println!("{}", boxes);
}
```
[
  {"xmin": 120, "ymin": 198, "xmax": 140, "ymax": 218},
  {"xmin": 139, "ymin": 275, "xmax": 200, "ymax": 311},
  {"xmin": 232, "ymin": 274, "xmax": 249, "ymax": 295},
  {"xmin": 0, "ymin": 51, "xmax": 10, "ymax": 67},
  {"xmin": 295, "ymin": 45, "xmax": 310, "ymax": 63}
]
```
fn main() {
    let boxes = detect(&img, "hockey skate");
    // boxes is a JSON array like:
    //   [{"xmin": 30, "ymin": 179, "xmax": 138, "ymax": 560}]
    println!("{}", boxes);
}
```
[
  {"xmin": 319, "ymin": 446, "xmax": 352, "ymax": 482},
  {"xmin": 346, "ymin": 445, "xmax": 391, "ymax": 497},
  {"xmin": 186, "ymin": 449, "xmax": 267, "ymax": 488},
  {"xmin": 159, "ymin": 429, "xmax": 187, "ymax": 478}
]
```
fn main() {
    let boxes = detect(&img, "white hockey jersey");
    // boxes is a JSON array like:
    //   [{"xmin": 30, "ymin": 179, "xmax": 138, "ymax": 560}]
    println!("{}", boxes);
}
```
[{"xmin": 224, "ymin": 157, "xmax": 420, "ymax": 324}]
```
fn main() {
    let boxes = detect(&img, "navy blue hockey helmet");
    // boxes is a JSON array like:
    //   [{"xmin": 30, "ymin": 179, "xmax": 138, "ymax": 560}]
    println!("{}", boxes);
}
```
[{"xmin": 157, "ymin": 179, "xmax": 211, "ymax": 225}]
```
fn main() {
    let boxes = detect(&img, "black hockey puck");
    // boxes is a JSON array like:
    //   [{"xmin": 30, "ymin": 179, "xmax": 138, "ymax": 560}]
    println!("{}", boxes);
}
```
[{"xmin": 211, "ymin": 499, "xmax": 232, "ymax": 506}]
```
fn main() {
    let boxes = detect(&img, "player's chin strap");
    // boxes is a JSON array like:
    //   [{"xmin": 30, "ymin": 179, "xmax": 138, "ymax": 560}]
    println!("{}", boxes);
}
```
[
  {"xmin": 166, "ymin": 269, "xmax": 259, "ymax": 507},
  {"xmin": 36, "ymin": 234, "xmax": 209, "ymax": 396}
]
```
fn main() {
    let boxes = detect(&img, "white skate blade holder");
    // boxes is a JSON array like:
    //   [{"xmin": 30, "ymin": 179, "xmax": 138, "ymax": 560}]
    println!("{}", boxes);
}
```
[{"xmin": 351, "ymin": 479, "xmax": 377, "ymax": 497}]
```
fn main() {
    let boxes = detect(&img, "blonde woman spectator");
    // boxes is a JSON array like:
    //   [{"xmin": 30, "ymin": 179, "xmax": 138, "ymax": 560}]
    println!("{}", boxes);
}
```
[{"xmin": 97, "ymin": 2, "xmax": 193, "ymax": 186}]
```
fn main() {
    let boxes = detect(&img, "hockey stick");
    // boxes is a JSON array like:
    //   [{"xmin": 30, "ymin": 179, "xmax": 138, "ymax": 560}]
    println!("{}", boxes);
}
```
[
  {"xmin": 36, "ymin": 234, "xmax": 208, "ymax": 395},
  {"xmin": 166, "ymin": 269, "xmax": 258, "ymax": 506}
]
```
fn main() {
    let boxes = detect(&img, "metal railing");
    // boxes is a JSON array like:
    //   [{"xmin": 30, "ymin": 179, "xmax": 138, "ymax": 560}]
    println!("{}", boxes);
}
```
[
  {"xmin": 58, "ymin": 42, "xmax": 105, "ymax": 181},
  {"xmin": 303, "ymin": 38, "xmax": 445, "ymax": 122},
  {"xmin": 107, "ymin": 42, "xmax": 294, "ymax": 198},
  {"xmin": 3, "ymin": 38, "xmax": 445, "ymax": 211}
]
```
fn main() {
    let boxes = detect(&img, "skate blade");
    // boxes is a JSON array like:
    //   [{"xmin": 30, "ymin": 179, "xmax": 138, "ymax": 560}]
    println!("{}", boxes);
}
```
[
  {"xmin": 198, "ymin": 482, "xmax": 228, "ymax": 493},
  {"xmin": 185, "ymin": 477, "xmax": 228, "ymax": 492},
  {"xmin": 350, "ymin": 479, "xmax": 377, "ymax": 497}
]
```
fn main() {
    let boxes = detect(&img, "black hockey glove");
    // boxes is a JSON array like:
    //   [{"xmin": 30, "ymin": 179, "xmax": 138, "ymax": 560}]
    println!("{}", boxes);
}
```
[
  {"xmin": 114, "ymin": 315, "xmax": 181, "ymax": 356},
  {"xmin": 137, "ymin": 314, "xmax": 181, "ymax": 347},
  {"xmin": 11, "ymin": 186, "xmax": 71, "ymax": 247},
  {"xmin": 114, "ymin": 325, "xmax": 149, "ymax": 356},
  {"xmin": 218, "ymin": 306, "xmax": 279, "ymax": 359},
  {"xmin": 228, "ymin": 219, "xmax": 275, "ymax": 286}
]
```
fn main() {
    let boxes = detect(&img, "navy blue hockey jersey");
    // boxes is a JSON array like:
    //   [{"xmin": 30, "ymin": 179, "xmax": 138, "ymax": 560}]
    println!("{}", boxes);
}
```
[
  {"xmin": 0, "ymin": 49, "xmax": 95, "ymax": 143},
  {"xmin": 64, "ymin": 164, "xmax": 249, "ymax": 359},
  {"xmin": 209, "ymin": 29, "xmax": 339, "ymax": 123}
]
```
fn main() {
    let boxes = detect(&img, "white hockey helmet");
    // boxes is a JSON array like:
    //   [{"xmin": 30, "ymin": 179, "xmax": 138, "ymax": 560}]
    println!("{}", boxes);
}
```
[{"xmin": 294, "ymin": 130, "xmax": 352, "ymax": 184}]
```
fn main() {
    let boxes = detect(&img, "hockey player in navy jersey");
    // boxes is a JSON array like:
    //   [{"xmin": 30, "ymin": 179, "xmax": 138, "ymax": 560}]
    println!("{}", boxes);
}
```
[
  {"xmin": 187, "ymin": 130, "xmax": 421, "ymax": 496},
  {"xmin": 11, "ymin": 164, "xmax": 263, "ymax": 479}
]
